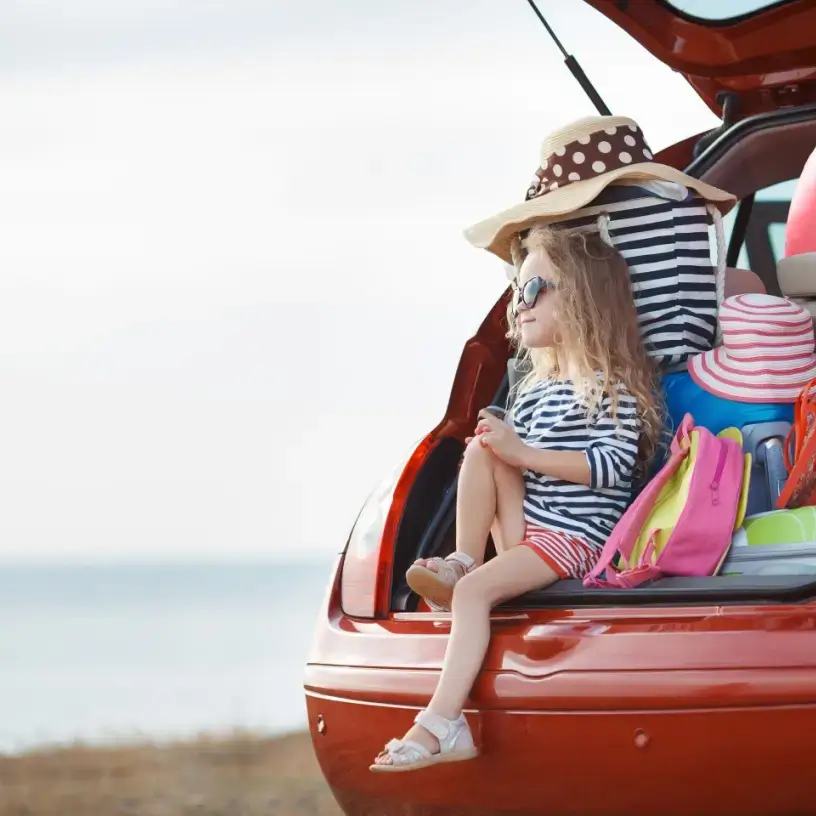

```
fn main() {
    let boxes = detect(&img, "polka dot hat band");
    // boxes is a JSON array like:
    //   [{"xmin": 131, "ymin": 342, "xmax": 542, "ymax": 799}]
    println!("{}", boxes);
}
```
[
  {"xmin": 525, "ymin": 122, "xmax": 653, "ymax": 199},
  {"xmin": 463, "ymin": 115, "xmax": 737, "ymax": 265}
]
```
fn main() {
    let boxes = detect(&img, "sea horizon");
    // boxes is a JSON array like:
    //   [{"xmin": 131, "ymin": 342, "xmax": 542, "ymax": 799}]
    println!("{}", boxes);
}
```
[
  {"xmin": 0, "ymin": 553, "xmax": 340, "ymax": 567},
  {"xmin": 0, "ymin": 560, "xmax": 335, "ymax": 754}
]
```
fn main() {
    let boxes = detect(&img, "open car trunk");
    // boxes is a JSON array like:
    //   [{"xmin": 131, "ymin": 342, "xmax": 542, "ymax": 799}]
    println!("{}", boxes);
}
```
[
  {"xmin": 390, "ymin": 441, "xmax": 816, "ymax": 612},
  {"xmin": 389, "ymin": 365, "xmax": 816, "ymax": 612},
  {"xmin": 388, "ymin": 102, "xmax": 816, "ymax": 613}
]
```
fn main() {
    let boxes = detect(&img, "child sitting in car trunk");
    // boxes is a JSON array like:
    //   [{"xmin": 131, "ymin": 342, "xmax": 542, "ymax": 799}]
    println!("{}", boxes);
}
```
[
  {"xmin": 371, "ymin": 220, "xmax": 664, "ymax": 771},
  {"xmin": 371, "ymin": 114, "xmax": 736, "ymax": 773}
]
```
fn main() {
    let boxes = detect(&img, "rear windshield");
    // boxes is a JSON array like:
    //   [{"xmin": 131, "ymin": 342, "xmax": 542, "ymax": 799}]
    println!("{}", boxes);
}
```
[
  {"xmin": 664, "ymin": 0, "xmax": 795, "ymax": 22},
  {"xmin": 721, "ymin": 179, "xmax": 797, "ymax": 296}
]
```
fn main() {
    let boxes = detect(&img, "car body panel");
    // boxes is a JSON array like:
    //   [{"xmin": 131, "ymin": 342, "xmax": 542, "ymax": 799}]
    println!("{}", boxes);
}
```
[
  {"xmin": 308, "ymin": 696, "xmax": 816, "ymax": 816},
  {"xmin": 307, "ymin": 560, "xmax": 816, "ymax": 816}
]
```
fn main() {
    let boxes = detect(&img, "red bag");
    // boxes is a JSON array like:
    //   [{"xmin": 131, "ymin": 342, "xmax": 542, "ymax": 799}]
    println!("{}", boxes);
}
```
[{"xmin": 777, "ymin": 378, "xmax": 816, "ymax": 508}]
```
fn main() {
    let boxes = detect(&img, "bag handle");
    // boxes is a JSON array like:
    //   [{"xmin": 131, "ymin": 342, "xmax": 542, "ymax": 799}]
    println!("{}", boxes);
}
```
[{"xmin": 669, "ymin": 412, "xmax": 695, "ymax": 457}]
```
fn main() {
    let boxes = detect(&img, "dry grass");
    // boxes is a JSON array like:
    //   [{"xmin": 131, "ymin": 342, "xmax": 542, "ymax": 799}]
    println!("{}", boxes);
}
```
[{"xmin": 0, "ymin": 730, "xmax": 342, "ymax": 816}]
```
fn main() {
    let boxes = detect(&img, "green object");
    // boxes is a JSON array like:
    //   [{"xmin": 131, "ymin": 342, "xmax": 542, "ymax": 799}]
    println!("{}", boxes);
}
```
[{"xmin": 732, "ymin": 507, "xmax": 816, "ymax": 548}]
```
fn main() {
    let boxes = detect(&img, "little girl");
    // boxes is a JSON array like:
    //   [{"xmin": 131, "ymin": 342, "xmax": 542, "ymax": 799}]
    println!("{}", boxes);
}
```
[{"xmin": 370, "ymin": 221, "xmax": 663, "ymax": 772}]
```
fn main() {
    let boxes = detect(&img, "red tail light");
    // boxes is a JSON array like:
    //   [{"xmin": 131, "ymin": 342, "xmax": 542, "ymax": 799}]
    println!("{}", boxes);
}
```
[{"xmin": 340, "ymin": 434, "xmax": 438, "ymax": 618}]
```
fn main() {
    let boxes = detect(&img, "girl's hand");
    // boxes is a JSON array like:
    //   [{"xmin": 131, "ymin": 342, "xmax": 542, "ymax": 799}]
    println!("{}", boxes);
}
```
[
  {"xmin": 464, "ymin": 414, "xmax": 493, "ymax": 445},
  {"xmin": 474, "ymin": 410, "xmax": 529, "ymax": 468}
]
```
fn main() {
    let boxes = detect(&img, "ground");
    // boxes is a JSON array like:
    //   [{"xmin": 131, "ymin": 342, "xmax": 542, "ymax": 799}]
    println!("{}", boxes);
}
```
[{"xmin": 0, "ymin": 730, "xmax": 341, "ymax": 816}]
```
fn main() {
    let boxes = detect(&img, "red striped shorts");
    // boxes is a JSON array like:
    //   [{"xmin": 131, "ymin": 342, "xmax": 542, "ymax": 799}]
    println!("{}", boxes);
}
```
[{"xmin": 520, "ymin": 523, "xmax": 600, "ymax": 579}]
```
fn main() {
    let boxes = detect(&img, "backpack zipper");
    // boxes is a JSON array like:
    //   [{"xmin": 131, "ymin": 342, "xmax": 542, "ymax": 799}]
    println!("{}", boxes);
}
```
[{"xmin": 710, "ymin": 442, "xmax": 728, "ymax": 506}]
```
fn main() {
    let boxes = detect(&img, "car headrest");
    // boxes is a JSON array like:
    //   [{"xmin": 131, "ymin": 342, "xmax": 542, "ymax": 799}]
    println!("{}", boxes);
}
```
[
  {"xmin": 724, "ymin": 267, "xmax": 766, "ymax": 299},
  {"xmin": 778, "ymin": 253, "xmax": 816, "ymax": 298}
]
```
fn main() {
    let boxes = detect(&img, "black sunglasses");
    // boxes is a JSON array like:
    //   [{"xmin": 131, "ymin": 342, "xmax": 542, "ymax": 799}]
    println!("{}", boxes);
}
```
[{"xmin": 511, "ymin": 276, "xmax": 556, "ymax": 312}]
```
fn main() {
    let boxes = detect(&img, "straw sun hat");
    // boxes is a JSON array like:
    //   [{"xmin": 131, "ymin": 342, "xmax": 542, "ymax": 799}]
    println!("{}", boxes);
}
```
[{"xmin": 464, "ymin": 115, "xmax": 737, "ymax": 264}]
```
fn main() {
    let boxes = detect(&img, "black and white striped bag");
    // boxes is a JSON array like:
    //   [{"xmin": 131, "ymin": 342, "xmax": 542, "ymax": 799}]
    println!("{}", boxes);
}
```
[{"xmin": 510, "ymin": 180, "xmax": 726, "ymax": 371}]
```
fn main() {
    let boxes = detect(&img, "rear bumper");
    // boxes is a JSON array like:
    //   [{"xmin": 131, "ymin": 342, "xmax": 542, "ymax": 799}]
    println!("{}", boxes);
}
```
[
  {"xmin": 310, "ymin": 556, "xmax": 816, "ymax": 814},
  {"xmin": 306, "ymin": 681, "xmax": 816, "ymax": 816}
]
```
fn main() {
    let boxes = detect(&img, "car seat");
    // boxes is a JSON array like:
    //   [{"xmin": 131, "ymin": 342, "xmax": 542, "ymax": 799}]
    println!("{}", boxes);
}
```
[
  {"xmin": 724, "ymin": 266, "xmax": 766, "ymax": 299},
  {"xmin": 778, "ymin": 252, "xmax": 816, "ymax": 325}
]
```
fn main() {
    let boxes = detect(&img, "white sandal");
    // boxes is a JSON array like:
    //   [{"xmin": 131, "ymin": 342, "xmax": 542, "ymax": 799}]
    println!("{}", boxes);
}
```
[
  {"xmin": 369, "ymin": 709, "xmax": 477, "ymax": 773},
  {"xmin": 406, "ymin": 552, "xmax": 476, "ymax": 611}
]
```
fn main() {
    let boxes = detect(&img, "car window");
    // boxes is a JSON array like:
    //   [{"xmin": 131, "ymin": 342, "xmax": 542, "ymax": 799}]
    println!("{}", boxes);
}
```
[
  {"xmin": 720, "ymin": 179, "xmax": 797, "ymax": 294},
  {"xmin": 665, "ymin": 0, "xmax": 795, "ymax": 22}
]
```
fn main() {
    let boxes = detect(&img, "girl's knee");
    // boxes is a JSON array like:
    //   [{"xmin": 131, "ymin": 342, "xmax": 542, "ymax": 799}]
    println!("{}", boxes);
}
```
[
  {"xmin": 451, "ymin": 571, "xmax": 491, "ymax": 609},
  {"xmin": 463, "ymin": 437, "xmax": 493, "ymax": 467}
]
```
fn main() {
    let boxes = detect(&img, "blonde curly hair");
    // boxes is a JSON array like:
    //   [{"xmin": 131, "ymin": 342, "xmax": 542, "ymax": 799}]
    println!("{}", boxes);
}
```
[{"xmin": 507, "ymin": 222, "xmax": 665, "ymax": 473}]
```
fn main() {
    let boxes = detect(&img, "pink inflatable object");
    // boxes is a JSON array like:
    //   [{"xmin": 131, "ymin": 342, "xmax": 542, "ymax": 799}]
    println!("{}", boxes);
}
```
[{"xmin": 786, "ymin": 146, "xmax": 816, "ymax": 257}]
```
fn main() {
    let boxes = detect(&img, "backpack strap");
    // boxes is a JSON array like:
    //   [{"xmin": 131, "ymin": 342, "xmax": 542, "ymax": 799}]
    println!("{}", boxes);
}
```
[
  {"xmin": 669, "ymin": 412, "xmax": 695, "ymax": 456},
  {"xmin": 601, "ymin": 562, "xmax": 664, "ymax": 589},
  {"xmin": 583, "ymin": 414, "xmax": 695, "ymax": 589},
  {"xmin": 600, "ymin": 533, "xmax": 664, "ymax": 588}
]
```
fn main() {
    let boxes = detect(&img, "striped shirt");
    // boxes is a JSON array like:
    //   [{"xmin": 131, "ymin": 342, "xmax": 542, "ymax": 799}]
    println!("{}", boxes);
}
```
[
  {"xmin": 509, "ymin": 377, "xmax": 642, "ymax": 549},
  {"xmin": 572, "ymin": 182, "xmax": 717, "ymax": 369}
]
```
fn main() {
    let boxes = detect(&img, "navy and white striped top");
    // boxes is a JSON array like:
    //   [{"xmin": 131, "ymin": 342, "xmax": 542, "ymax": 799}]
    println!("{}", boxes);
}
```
[
  {"xmin": 572, "ymin": 183, "xmax": 717, "ymax": 369},
  {"xmin": 509, "ymin": 377, "xmax": 642, "ymax": 548}
]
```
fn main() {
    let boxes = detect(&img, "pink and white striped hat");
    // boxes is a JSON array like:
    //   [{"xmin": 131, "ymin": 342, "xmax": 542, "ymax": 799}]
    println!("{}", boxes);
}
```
[{"xmin": 688, "ymin": 293, "xmax": 816, "ymax": 403}]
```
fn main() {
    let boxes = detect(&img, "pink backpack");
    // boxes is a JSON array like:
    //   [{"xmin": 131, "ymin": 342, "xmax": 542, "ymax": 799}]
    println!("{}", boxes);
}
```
[{"xmin": 583, "ymin": 413, "xmax": 745, "ymax": 589}]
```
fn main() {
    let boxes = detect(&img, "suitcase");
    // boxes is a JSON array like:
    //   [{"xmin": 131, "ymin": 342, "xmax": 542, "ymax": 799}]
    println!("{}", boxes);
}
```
[{"xmin": 741, "ymin": 421, "xmax": 791, "ymax": 516}]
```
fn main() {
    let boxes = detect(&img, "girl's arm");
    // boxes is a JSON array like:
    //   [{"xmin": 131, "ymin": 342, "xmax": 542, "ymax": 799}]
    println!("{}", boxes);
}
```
[
  {"xmin": 519, "ymin": 447, "xmax": 591, "ymax": 485},
  {"xmin": 476, "ymin": 412, "xmax": 592, "ymax": 484},
  {"xmin": 523, "ymin": 393, "xmax": 642, "ymax": 489},
  {"xmin": 477, "ymin": 393, "xmax": 641, "ymax": 489}
]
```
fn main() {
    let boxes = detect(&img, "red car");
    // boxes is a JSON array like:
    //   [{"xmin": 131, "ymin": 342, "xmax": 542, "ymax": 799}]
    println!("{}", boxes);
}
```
[{"xmin": 306, "ymin": 3, "xmax": 816, "ymax": 814}]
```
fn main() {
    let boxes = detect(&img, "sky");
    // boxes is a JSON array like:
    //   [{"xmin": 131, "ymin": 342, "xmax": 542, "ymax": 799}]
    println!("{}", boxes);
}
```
[{"xmin": 0, "ymin": 0, "xmax": 721, "ymax": 563}]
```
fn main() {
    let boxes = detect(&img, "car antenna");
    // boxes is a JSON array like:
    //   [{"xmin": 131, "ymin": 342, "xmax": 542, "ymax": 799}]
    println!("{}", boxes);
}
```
[{"xmin": 525, "ymin": 0, "xmax": 611, "ymax": 116}]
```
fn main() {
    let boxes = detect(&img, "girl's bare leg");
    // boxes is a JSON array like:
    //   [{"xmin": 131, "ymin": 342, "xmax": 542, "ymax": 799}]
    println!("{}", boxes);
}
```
[
  {"xmin": 377, "ymin": 444, "xmax": 546, "ymax": 766},
  {"xmin": 413, "ymin": 438, "xmax": 527, "ymax": 576},
  {"xmin": 374, "ymin": 546, "xmax": 558, "ymax": 765},
  {"xmin": 432, "ymin": 450, "xmax": 536, "ymax": 727}
]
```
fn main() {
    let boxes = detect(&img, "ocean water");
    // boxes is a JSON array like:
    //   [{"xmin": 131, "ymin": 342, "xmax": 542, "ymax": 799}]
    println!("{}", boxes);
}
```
[{"xmin": 0, "ymin": 560, "xmax": 335, "ymax": 754}]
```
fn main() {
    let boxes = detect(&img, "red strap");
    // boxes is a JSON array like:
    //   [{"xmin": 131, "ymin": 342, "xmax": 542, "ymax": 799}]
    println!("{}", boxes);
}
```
[{"xmin": 787, "ymin": 379, "xmax": 816, "ymax": 468}]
